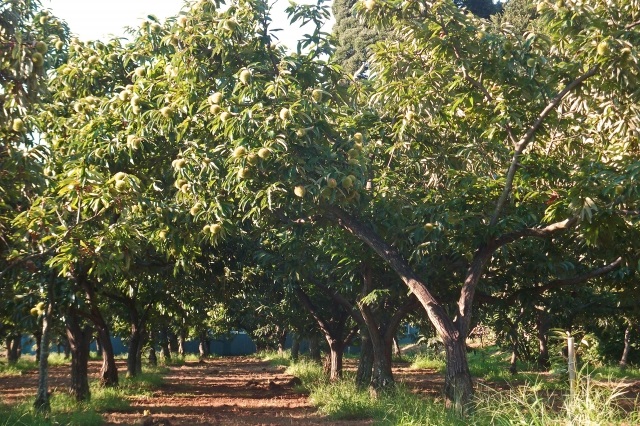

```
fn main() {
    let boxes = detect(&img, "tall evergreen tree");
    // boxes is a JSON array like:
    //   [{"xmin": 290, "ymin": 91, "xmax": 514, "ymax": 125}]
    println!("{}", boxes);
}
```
[
  {"xmin": 331, "ymin": 0, "xmax": 381, "ymax": 76},
  {"xmin": 492, "ymin": 0, "xmax": 538, "ymax": 34},
  {"xmin": 332, "ymin": 0, "xmax": 503, "ymax": 76},
  {"xmin": 457, "ymin": 0, "xmax": 503, "ymax": 19}
]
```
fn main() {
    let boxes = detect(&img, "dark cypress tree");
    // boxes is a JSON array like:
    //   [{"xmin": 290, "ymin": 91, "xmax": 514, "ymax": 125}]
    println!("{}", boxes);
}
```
[
  {"xmin": 491, "ymin": 0, "xmax": 539, "ymax": 34},
  {"xmin": 331, "ymin": 0, "xmax": 503, "ymax": 75},
  {"xmin": 331, "ymin": 0, "xmax": 381, "ymax": 77},
  {"xmin": 456, "ymin": 0, "xmax": 503, "ymax": 19}
]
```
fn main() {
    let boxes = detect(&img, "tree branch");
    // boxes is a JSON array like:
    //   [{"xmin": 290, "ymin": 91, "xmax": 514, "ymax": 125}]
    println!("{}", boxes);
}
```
[
  {"xmin": 490, "ymin": 66, "xmax": 599, "ymax": 226},
  {"xmin": 476, "ymin": 257, "xmax": 623, "ymax": 305},
  {"xmin": 626, "ymin": 20, "xmax": 640, "ymax": 30},
  {"xmin": 492, "ymin": 217, "xmax": 578, "ymax": 250}
]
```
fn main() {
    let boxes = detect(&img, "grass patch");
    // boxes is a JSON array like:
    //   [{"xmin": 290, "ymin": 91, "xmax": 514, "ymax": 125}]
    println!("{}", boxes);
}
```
[
  {"xmin": 0, "ymin": 358, "xmax": 37, "ymax": 377},
  {"xmin": 473, "ymin": 372, "xmax": 640, "ymax": 425},
  {"xmin": 591, "ymin": 364, "xmax": 640, "ymax": 380},
  {"xmin": 285, "ymin": 359, "xmax": 325, "ymax": 390},
  {"xmin": 258, "ymin": 350, "xmax": 291, "ymax": 367},
  {"xmin": 0, "ymin": 365, "xmax": 166, "ymax": 425},
  {"xmin": 0, "ymin": 395, "xmax": 104, "ymax": 426},
  {"xmin": 160, "ymin": 353, "xmax": 206, "ymax": 366},
  {"xmin": 308, "ymin": 379, "xmax": 464, "ymax": 424},
  {"xmin": 310, "ymin": 379, "xmax": 379, "ymax": 420},
  {"xmin": 411, "ymin": 353, "xmax": 445, "ymax": 371}
]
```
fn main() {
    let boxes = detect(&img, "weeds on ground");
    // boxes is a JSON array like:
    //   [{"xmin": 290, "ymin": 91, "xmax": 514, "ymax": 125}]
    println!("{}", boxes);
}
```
[
  {"xmin": 308, "ymin": 379, "xmax": 464, "ymax": 425},
  {"xmin": 473, "ymin": 369, "xmax": 640, "ymax": 425},
  {"xmin": 161, "ymin": 353, "xmax": 203, "ymax": 366},
  {"xmin": 0, "ymin": 366, "xmax": 166, "ymax": 425},
  {"xmin": 0, "ymin": 358, "xmax": 37, "ymax": 377},
  {"xmin": 285, "ymin": 359, "xmax": 325, "ymax": 390},
  {"xmin": 258, "ymin": 350, "xmax": 291, "ymax": 367},
  {"xmin": 411, "ymin": 353, "xmax": 445, "ymax": 371}
]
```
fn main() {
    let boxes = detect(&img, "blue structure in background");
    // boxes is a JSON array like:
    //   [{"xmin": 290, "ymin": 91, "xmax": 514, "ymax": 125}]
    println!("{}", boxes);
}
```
[{"xmin": 21, "ymin": 331, "xmax": 256, "ymax": 356}]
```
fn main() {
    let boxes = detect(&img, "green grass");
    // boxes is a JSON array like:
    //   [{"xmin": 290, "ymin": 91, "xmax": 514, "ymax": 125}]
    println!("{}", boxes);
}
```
[
  {"xmin": 285, "ymin": 359, "xmax": 325, "ymax": 390},
  {"xmin": 411, "ymin": 353, "xmax": 445, "ymax": 371},
  {"xmin": 0, "ymin": 366, "xmax": 166, "ymax": 425},
  {"xmin": 296, "ymin": 345, "xmax": 640, "ymax": 425},
  {"xmin": 160, "ymin": 353, "xmax": 211, "ymax": 366},
  {"xmin": 0, "ymin": 358, "xmax": 37, "ymax": 377},
  {"xmin": 258, "ymin": 350, "xmax": 292, "ymax": 367},
  {"xmin": 308, "ymin": 379, "xmax": 464, "ymax": 425},
  {"xmin": 473, "ymin": 371, "xmax": 640, "ymax": 425},
  {"xmin": 590, "ymin": 364, "xmax": 640, "ymax": 380}
]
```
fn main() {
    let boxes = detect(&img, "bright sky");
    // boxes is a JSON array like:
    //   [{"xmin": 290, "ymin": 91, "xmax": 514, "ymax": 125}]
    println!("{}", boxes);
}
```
[{"xmin": 43, "ymin": 0, "xmax": 333, "ymax": 50}]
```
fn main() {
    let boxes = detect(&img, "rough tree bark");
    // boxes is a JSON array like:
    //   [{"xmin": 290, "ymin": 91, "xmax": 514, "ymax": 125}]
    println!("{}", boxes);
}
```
[
  {"xmin": 198, "ymin": 330, "xmax": 210, "ymax": 358},
  {"xmin": 620, "ymin": 325, "xmax": 632, "ymax": 369},
  {"xmin": 291, "ymin": 334, "xmax": 300, "ymax": 361},
  {"xmin": 295, "ymin": 286, "xmax": 358, "ymax": 380},
  {"xmin": 536, "ymin": 308, "xmax": 551, "ymax": 369},
  {"xmin": 34, "ymin": 278, "xmax": 55, "ymax": 412},
  {"xmin": 5, "ymin": 334, "xmax": 21, "ymax": 364},
  {"xmin": 309, "ymin": 335, "xmax": 322, "ymax": 362},
  {"xmin": 356, "ymin": 329, "xmax": 373, "ymax": 389},
  {"xmin": 79, "ymin": 274, "xmax": 118, "ymax": 386},
  {"xmin": 66, "ymin": 310, "xmax": 92, "ymax": 402},
  {"xmin": 178, "ymin": 329, "xmax": 186, "ymax": 356},
  {"xmin": 160, "ymin": 327, "xmax": 171, "ymax": 361},
  {"xmin": 127, "ymin": 322, "xmax": 144, "ymax": 377},
  {"xmin": 277, "ymin": 328, "xmax": 287, "ymax": 356}
]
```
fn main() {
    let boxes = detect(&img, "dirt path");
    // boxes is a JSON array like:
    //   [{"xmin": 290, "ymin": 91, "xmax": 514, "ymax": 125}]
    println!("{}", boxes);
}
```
[
  {"xmin": 0, "ymin": 356, "xmax": 375, "ymax": 425},
  {"xmin": 104, "ymin": 356, "xmax": 370, "ymax": 425}
]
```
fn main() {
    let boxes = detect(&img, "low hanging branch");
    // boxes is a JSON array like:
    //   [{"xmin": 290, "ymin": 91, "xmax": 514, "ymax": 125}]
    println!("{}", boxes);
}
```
[{"xmin": 476, "ymin": 256, "xmax": 623, "ymax": 305}]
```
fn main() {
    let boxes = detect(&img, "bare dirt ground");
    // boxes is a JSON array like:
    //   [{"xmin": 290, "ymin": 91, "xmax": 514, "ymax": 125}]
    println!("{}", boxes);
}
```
[
  {"xmin": 1, "ymin": 356, "xmax": 639, "ymax": 425},
  {"xmin": 0, "ymin": 357, "xmax": 378, "ymax": 425}
]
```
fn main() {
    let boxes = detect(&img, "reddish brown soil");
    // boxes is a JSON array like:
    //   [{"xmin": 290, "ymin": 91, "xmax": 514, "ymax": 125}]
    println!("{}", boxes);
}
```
[{"xmin": 2, "ymin": 357, "xmax": 638, "ymax": 425}]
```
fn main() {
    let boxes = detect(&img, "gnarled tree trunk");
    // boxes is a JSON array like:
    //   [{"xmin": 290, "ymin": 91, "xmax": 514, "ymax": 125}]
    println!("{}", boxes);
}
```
[
  {"xmin": 620, "ymin": 325, "xmax": 632, "ymax": 369},
  {"xmin": 6, "ymin": 334, "xmax": 21, "ymax": 364},
  {"xmin": 66, "ymin": 310, "xmax": 92, "ymax": 402},
  {"xmin": 127, "ymin": 322, "xmax": 143, "ymax": 377},
  {"xmin": 291, "ymin": 334, "xmax": 300, "ymax": 362},
  {"xmin": 356, "ymin": 329, "xmax": 373, "ymax": 389},
  {"xmin": 34, "ymin": 282, "xmax": 54, "ymax": 413},
  {"xmin": 309, "ymin": 335, "xmax": 322, "ymax": 362}
]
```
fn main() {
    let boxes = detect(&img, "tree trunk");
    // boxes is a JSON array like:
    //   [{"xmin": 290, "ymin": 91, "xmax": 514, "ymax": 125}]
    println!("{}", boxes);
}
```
[
  {"xmin": 95, "ymin": 334, "xmax": 102, "ymax": 355},
  {"xmin": 443, "ymin": 335, "xmax": 473, "ymax": 414},
  {"xmin": 178, "ymin": 329, "xmax": 186, "ymax": 356},
  {"xmin": 393, "ymin": 336, "xmax": 402, "ymax": 359},
  {"xmin": 66, "ymin": 312, "xmax": 92, "ymax": 402},
  {"xmin": 95, "ymin": 324, "xmax": 119, "ymax": 386},
  {"xmin": 160, "ymin": 328, "xmax": 171, "ymax": 361},
  {"xmin": 309, "ymin": 336, "xmax": 321, "ymax": 362},
  {"xmin": 327, "ymin": 339, "xmax": 344, "ymax": 381},
  {"xmin": 64, "ymin": 338, "xmax": 70, "ymax": 359},
  {"xmin": 356, "ymin": 329, "xmax": 373, "ymax": 389},
  {"xmin": 149, "ymin": 347, "xmax": 158, "ymax": 366},
  {"xmin": 127, "ymin": 323, "xmax": 143, "ymax": 377},
  {"xmin": 620, "ymin": 325, "xmax": 631, "ymax": 369},
  {"xmin": 291, "ymin": 334, "xmax": 300, "ymax": 362},
  {"xmin": 198, "ymin": 331, "xmax": 210, "ymax": 358},
  {"xmin": 327, "ymin": 206, "xmax": 476, "ymax": 410},
  {"xmin": 136, "ymin": 329, "xmax": 145, "ymax": 374},
  {"xmin": 6, "ymin": 334, "xmax": 21, "ymax": 364},
  {"xmin": 169, "ymin": 332, "xmax": 179, "ymax": 355},
  {"xmin": 33, "ymin": 327, "xmax": 42, "ymax": 367},
  {"xmin": 34, "ymin": 288, "xmax": 54, "ymax": 413},
  {"xmin": 508, "ymin": 325, "xmax": 518, "ymax": 375},
  {"xmin": 536, "ymin": 308, "xmax": 551, "ymax": 369},
  {"xmin": 277, "ymin": 328, "xmax": 287, "ymax": 356},
  {"xmin": 81, "ymin": 276, "xmax": 118, "ymax": 386}
]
